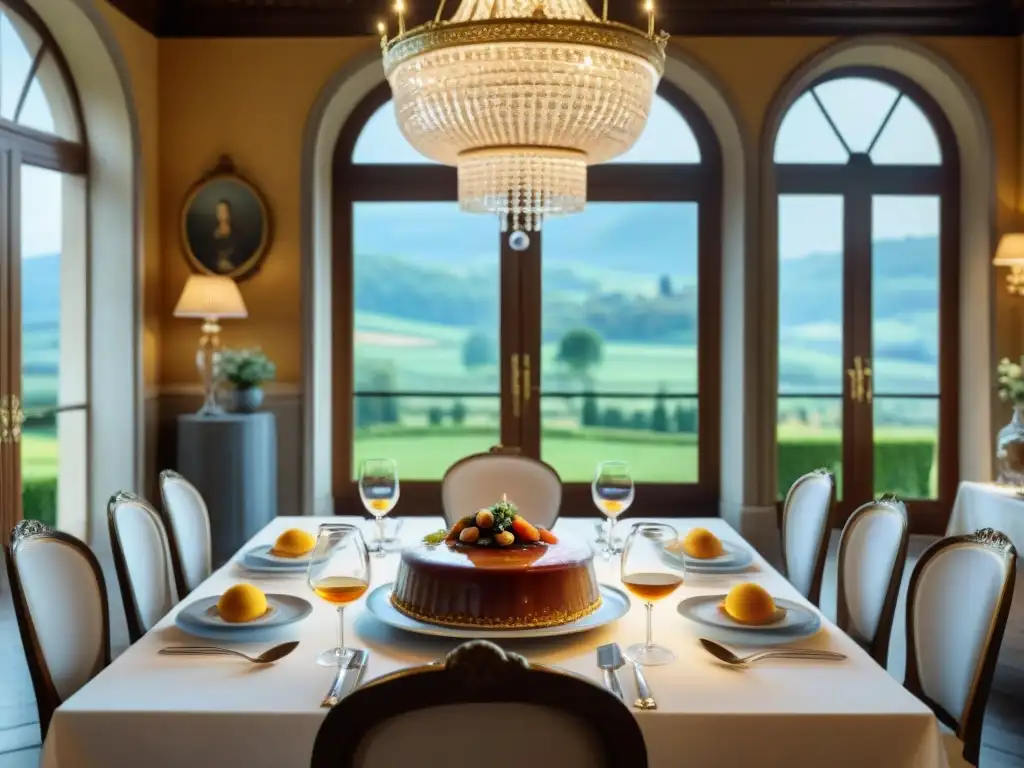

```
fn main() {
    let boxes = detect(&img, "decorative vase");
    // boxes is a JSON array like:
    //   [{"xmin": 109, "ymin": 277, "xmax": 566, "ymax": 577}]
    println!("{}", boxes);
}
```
[
  {"xmin": 233, "ymin": 386, "xmax": 264, "ymax": 413},
  {"xmin": 996, "ymin": 405, "xmax": 1024, "ymax": 485}
]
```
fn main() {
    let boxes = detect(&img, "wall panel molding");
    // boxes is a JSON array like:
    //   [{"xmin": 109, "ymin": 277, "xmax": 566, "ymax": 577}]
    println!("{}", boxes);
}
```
[{"xmin": 108, "ymin": 0, "xmax": 1019, "ymax": 37}]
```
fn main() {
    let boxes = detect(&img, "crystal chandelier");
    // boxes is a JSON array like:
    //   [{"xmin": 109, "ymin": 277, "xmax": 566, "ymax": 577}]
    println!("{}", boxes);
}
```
[{"xmin": 379, "ymin": 0, "xmax": 668, "ymax": 237}]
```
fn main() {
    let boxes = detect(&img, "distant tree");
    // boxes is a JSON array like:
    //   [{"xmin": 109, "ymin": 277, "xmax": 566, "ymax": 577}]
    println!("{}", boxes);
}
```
[
  {"xmin": 658, "ymin": 275, "xmax": 673, "ymax": 297},
  {"xmin": 651, "ymin": 385, "xmax": 669, "ymax": 432},
  {"xmin": 462, "ymin": 331, "xmax": 497, "ymax": 370},
  {"xmin": 581, "ymin": 391, "xmax": 600, "ymax": 427},
  {"xmin": 603, "ymin": 407, "xmax": 625, "ymax": 429},
  {"xmin": 450, "ymin": 399, "xmax": 468, "ymax": 425},
  {"xmin": 369, "ymin": 367, "xmax": 400, "ymax": 424},
  {"xmin": 427, "ymin": 407, "xmax": 445, "ymax": 426},
  {"xmin": 673, "ymin": 404, "xmax": 697, "ymax": 434},
  {"xmin": 556, "ymin": 328, "xmax": 604, "ymax": 385},
  {"xmin": 630, "ymin": 411, "xmax": 650, "ymax": 430}
]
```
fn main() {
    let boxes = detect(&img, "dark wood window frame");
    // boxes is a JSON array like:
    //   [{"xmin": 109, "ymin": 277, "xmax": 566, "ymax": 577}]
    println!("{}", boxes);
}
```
[
  {"xmin": 332, "ymin": 81, "xmax": 722, "ymax": 517},
  {"xmin": 775, "ymin": 67, "xmax": 959, "ymax": 535},
  {"xmin": 0, "ymin": 0, "xmax": 88, "ymax": 539}
]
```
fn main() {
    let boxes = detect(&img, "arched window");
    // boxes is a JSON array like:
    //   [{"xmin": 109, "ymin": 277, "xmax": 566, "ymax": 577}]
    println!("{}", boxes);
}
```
[
  {"xmin": 333, "ymin": 82, "xmax": 721, "ymax": 515},
  {"xmin": 774, "ymin": 69, "xmax": 957, "ymax": 527},
  {"xmin": 0, "ymin": 0, "xmax": 87, "ymax": 536}
]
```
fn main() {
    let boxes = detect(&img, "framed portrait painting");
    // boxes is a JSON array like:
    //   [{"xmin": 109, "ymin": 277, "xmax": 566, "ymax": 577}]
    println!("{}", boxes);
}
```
[{"xmin": 180, "ymin": 155, "xmax": 272, "ymax": 281}]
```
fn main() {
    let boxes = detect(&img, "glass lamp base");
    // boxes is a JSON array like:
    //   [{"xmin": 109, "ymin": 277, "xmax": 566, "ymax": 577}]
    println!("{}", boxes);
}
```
[
  {"xmin": 316, "ymin": 646, "xmax": 355, "ymax": 667},
  {"xmin": 626, "ymin": 643, "xmax": 675, "ymax": 666}
]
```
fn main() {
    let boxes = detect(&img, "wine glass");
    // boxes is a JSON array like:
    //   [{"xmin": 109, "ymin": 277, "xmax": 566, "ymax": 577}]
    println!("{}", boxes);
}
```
[
  {"xmin": 359, "ymin": 458, "xmax": 399, "ymax": 557},
  {"xmin": 593, "ymin": 461, "xmax": 634, "ymax": 556},
  {"xmin": 306, "ymin": 523, "xmax": 370, "ymax": 667},
  {"xmin": 620, "ymin": 522, "xmax": 681, "ymax": 666}
]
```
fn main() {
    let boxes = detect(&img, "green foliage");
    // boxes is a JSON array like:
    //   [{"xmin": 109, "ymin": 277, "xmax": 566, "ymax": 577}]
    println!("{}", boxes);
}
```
[
  {"xmin": 581, "ymin": 391, "xmax": 600, "ymax": 426},
  {"xmin": 450, "ymin": 399, "xmax": 467, "ymax": 425},
  {"xmin": 997, "ymin": 357, "xmax": 1024, "ymax": 405},
  {"xmin": 556, "ymin": 328, "xmax": 604, "ymax": 377},
  {"xmin": 427, "ymin": 407, "xmax": 445, "ymax": 426},
  {"xmin": 461, "ymin": 331, "xmax": 497, "ymax": 370},
  {"xmin": 356, "ymin": 365, "xmax": 401, "ymax": 428},
  {"xmin": 673, "ymin": 404, "xmax": 697, "ymax": 434},
  {"xmin": 651, "ymin": 387, "xmax": 669, "ymax": 433},
  {"xmin": 22, "ymin": 478, "xmax": 56, "ymax": 528},
  {"xmin": 219, "ymin": 348, "xmax": 276, "ymax": 389},
  {"xmin": 630, "ymin": 411, "xmax": 650, "ymax": 430},
  {"xmin": 603, "ymin": 407, "xmax": 625, "ymax": 428}
]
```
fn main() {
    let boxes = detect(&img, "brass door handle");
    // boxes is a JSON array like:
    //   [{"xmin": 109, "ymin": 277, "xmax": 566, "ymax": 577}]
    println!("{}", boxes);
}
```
[
  {"xmin": 522, "ymin": 354, "xmax": 531, "ymax": 403},
  {"xmin": 846, "ymin": 357, "xmax": 865, "ymax": 403},
  {"xmin": 0, "ymin": 395, "xmax": 25, "ymax": 444},
  {"xmin": 863, "ymin": 358, "xmax": 873, "ymax": 404},
  {"xmin": 510, "ymin": 354, "xmax": 521, "ymax": 418}
]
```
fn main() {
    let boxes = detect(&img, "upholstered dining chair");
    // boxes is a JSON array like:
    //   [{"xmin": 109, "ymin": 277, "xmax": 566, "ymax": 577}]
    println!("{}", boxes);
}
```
[
  {"xmin": 5, "ymin": 520, "xmax": 110, "ymax": 738},
  {"xmin": 904, "ymin": 528, "xmax": 1017, "ymax": 768},
  {"xmin": 835, "ymin": 496, "xmax": 909, "ymax": 666},
  {"xmin": 108, "ymin": 491, "xmax": 178, "ymax": 643},
  {"xmin": 159, "ymin": 469, "xmax": 212, "ymax": 596},
  {"xmin": 780, "ymin": 468, "xmax": 835, "ymax": 606},
  {"xmin": 311, "ymin": 640, "xmax": 646, "ymax": 768},
  {"xmin": 442, "ymin": 448, "xmax": 562, "ymax": 529}
]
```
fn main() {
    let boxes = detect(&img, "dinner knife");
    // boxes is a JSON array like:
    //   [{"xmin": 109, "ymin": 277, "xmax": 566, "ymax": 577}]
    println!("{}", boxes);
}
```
[
  {"xmin": 597, "ymin": 643, "xmax": 625, "ymax": 701},
  {"xmin": 321, "ymin": 649, "xmax": 368, "ymax": 708}
]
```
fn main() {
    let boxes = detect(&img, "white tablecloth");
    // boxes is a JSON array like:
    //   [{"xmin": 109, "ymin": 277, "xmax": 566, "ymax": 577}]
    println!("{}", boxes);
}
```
[
  {"xmin": 947, "ymin": 482, "xmax": 1024, "ymax": 692},
  {"xmin": 43, "ymin": 517, "xmax": 945, "ymax": 768}
]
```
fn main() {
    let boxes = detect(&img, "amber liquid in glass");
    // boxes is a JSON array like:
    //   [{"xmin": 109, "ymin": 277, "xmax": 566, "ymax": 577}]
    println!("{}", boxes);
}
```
[
  {"xmin": 622, "ymin": 572, "xmax": 683, "ymax": 602},
  {"xmin": 313, "ymin": 576, "xmax": 369, "ymax": 604}
]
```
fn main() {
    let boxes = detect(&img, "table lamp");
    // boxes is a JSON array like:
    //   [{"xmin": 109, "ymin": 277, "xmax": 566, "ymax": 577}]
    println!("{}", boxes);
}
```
[
  {"xmin": 173, "ymin": 275, "xmax": 248, "ymax": 416},
  {"xmin": 993, "ymin": 233, "xmax": 1024, "ymax": 295}
]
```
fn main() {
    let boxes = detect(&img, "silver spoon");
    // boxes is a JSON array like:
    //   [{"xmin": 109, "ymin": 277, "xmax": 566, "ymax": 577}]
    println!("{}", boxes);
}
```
[
  {"xmin": 699, "ymin": 638, "xmax": 846, "ymax": 666},
  {"xmin": 159, "ymin": 641, "xmax": 299, "ymax": 664}
]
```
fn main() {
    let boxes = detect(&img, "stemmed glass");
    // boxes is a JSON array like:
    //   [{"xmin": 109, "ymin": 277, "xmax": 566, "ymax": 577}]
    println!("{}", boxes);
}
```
[
  {"xmin": 593, "ymin": 461, "xmax": 634, "ymax": 556},
  {"xmin": 306, "ymin": 524, "xmax": 370, "ymax": 667},
  {"xmin": 358, "ymin": 458, "xmax": 400, "ymax": 557},
  {"xmin": 620, "ymin": 523, "xmax": 681, "ymax": 666}
]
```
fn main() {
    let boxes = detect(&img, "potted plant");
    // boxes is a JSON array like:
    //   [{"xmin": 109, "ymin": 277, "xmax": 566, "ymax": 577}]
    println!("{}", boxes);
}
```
[
  {"xmin": 996, "ymin": 356, "xmax": 1024, "ymax": 485},
  {"xmin": 219, "ymin": 348, "xmax": 276, "ymax": 413}
]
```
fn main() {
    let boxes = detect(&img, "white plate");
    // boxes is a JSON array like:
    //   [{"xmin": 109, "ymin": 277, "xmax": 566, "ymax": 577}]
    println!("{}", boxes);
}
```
[
  {"xmin": 247, "ymin": 544, "xmax": 319, "ymax": 566},
  {"xmin": 661, "ymin": 540, "xmax": 754, "ymax": 573},
  {"xmin": 677, "ymin": 595, "xmax": 822, "ymax": 646},
  {"xmin": 238, "ymin": 547, "xmax": 310, "ymax": 572},
  {"xmin": 176, "ymin": 593, "xmax": 313, "ymax": 632},
  {"xmin": 365, "ymin": 583, "xmax": 630, "ymax": 640}
]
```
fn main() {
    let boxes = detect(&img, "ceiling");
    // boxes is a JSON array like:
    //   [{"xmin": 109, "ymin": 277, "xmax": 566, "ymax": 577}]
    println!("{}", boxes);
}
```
[{"xmin": 110, "ymin": 0, "xmax": 1020, "ymax": 37}]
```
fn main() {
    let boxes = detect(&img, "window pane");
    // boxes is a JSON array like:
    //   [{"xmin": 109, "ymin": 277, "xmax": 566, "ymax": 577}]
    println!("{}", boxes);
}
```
[
  {"xmin": 18, "ymin": 75, "xmax": 54, "ymax": 134},
  {"xmin": 610, "ymin": 94, "xmax": 700, "ymax": 164},
  {"xmin": 774, "ymin": 92, "xmax": 848, "ymax": 164},
  {"xmin": 870, "ymin": 97, "xmax": 941, "ymax": 166},
  {"xmin": 778, "ymin": 195, "xmax": 844, "ymax": 395},
  {"xmin": 539, "ymin": 202, "xmax": 698, "ymax": 483},
  {"xmin": 352, "ymin": 102, "xmax": 435, "ymax": 164},
  {"xmin": 874, "ymin": 397, "xmax": 938, "ymax": 499},
  {"xmin": 778, "ymin": 397, "xmax": 843, "ymax": 500},
  {"xmin": 0, "ymin": 10, "xmax": 40, "ymax": 121},
  {"xmin": 871, "ymin": 196, "xmax": 939, "ymax": 396},
  {"xmin": 351, "ymin": 203, "xmax": 499, "ymax": 480},
  {"xmin": 813, "ymin": 77, "xmax": 900, "ymax": 153}
]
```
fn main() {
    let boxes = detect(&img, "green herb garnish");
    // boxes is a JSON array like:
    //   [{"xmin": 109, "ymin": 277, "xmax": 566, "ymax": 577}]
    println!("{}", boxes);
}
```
[{"xmin": 423, "ymin": 529, "xmax": 447, "ymax": 545}]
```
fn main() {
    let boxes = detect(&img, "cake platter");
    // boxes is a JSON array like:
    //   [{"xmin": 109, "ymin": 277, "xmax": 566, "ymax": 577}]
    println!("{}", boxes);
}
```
[{"xmin": 365, "ymin": 583, "xmax": 631, "ymax": 640}]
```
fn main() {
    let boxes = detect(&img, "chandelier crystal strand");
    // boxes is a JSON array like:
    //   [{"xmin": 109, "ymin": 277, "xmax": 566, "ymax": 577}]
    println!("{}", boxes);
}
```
[{"xmin": 382, "ymin": 0, "xmax": 667, "ymax": 233}]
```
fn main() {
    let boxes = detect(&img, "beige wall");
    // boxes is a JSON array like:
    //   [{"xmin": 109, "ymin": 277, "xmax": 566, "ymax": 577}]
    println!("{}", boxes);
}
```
[
  {"xmin": 146, "ymin": 34, "xmax": 1020, "ymax": 386},
  {"xmin": 98, "ymin": 3, "xmax": 162, "ymax": 391}
]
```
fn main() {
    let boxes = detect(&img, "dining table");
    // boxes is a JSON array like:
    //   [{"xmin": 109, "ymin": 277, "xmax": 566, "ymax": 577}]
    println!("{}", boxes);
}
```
[{"xmin": 42, "ymin": 516, "xmax": 947, "ymax": 768}]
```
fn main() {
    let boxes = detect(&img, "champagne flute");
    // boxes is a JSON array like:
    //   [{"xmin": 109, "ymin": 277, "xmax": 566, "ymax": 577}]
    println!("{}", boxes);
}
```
[
  {"xmin": 306, "ymin": 524, "xmax": 370, "ymax": 667},
  {"xmin": 621, "ymin": 522, "xmax": 681, "ymax": 666},
  {"xmin": 359, "ymin": 458, "xmax": 400, "ymax": 557},
  {"xmin": 593, "ymin": 461, "xmax": 634, "ymax": 556}
]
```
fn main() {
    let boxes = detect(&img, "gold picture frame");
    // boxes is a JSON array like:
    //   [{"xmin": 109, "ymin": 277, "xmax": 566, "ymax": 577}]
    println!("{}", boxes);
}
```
[{"xmin": 180, "ymin": 155, "xmax": 271, "ymax": 282}]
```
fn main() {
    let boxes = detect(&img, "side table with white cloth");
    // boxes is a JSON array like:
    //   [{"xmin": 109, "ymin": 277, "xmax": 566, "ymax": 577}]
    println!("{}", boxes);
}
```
[
  {"xmin": 948, "ymin": 481, "xmax": 1024, "ymax": 694},
  {"xmin": 43, "ymin": 517, "xmax": 948, "ymax": 768}
]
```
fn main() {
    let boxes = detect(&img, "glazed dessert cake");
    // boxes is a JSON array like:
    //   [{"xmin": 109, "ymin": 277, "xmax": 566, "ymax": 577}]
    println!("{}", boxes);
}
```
[{"xmin": 390, "ymin": 538, "xmax": 601, "ymax": 629}]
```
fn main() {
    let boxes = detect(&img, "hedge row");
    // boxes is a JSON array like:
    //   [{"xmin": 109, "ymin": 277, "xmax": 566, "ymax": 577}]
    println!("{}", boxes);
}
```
[{"xmin": 22, "ymin": 477, "xmax": 57, "ymax": 528}]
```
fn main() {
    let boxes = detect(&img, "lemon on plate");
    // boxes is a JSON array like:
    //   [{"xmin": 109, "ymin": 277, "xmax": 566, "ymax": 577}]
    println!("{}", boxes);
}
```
[
  {"xmin": 271, "ymin": 528, "xmax": 316, "ymax": 558},
  {"xmin": 217, "ymin": 584, "xmax": 269, "ymax": 623},
  {"xmin": 721, "ymin": 582, "xmax": 782, "ymax": 625},
  {"xmin": 680, "ymin": 527, "xmax": 724, "ymax": 559}
]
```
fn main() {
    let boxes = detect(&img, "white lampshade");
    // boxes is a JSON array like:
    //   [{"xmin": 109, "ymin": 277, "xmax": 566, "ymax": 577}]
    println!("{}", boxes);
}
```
[
  {"xmin": 173, "ymin": 275, "xmax": 248, "ymax": 319},
  {"xmin": 993, "ymin": 233, "xmax": 1024, "ymax": 267}
]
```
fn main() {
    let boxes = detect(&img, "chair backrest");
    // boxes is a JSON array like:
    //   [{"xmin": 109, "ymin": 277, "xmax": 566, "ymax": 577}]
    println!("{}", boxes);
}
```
[
  {"xmin": 905, "ymin": 528, "xmax": 1017, "ymax": 767},
  {"xmin": 836, "ymin": 497, "xmax": 909, "ymax": 665},
  {"xmin": 780, "ymin": 469, "xmax": 834, "ymax": 605},
  {"xmin": 159, "ymin": 469, "xmax": 212, "ymax": 596},
  {"xmin": 107, "ymin": 491, "xmax": 177, "ymax": 643},
  {"xmin": 442, "ymin": 450, "xmax": 562, "ymax": 529},
  {"xmin": 5, "ymin": 520, "xmax": 110, "ymax": 738},
  {"xmin": 311, "ymin": 641, "xmax": 646, "ymax": 768}
]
